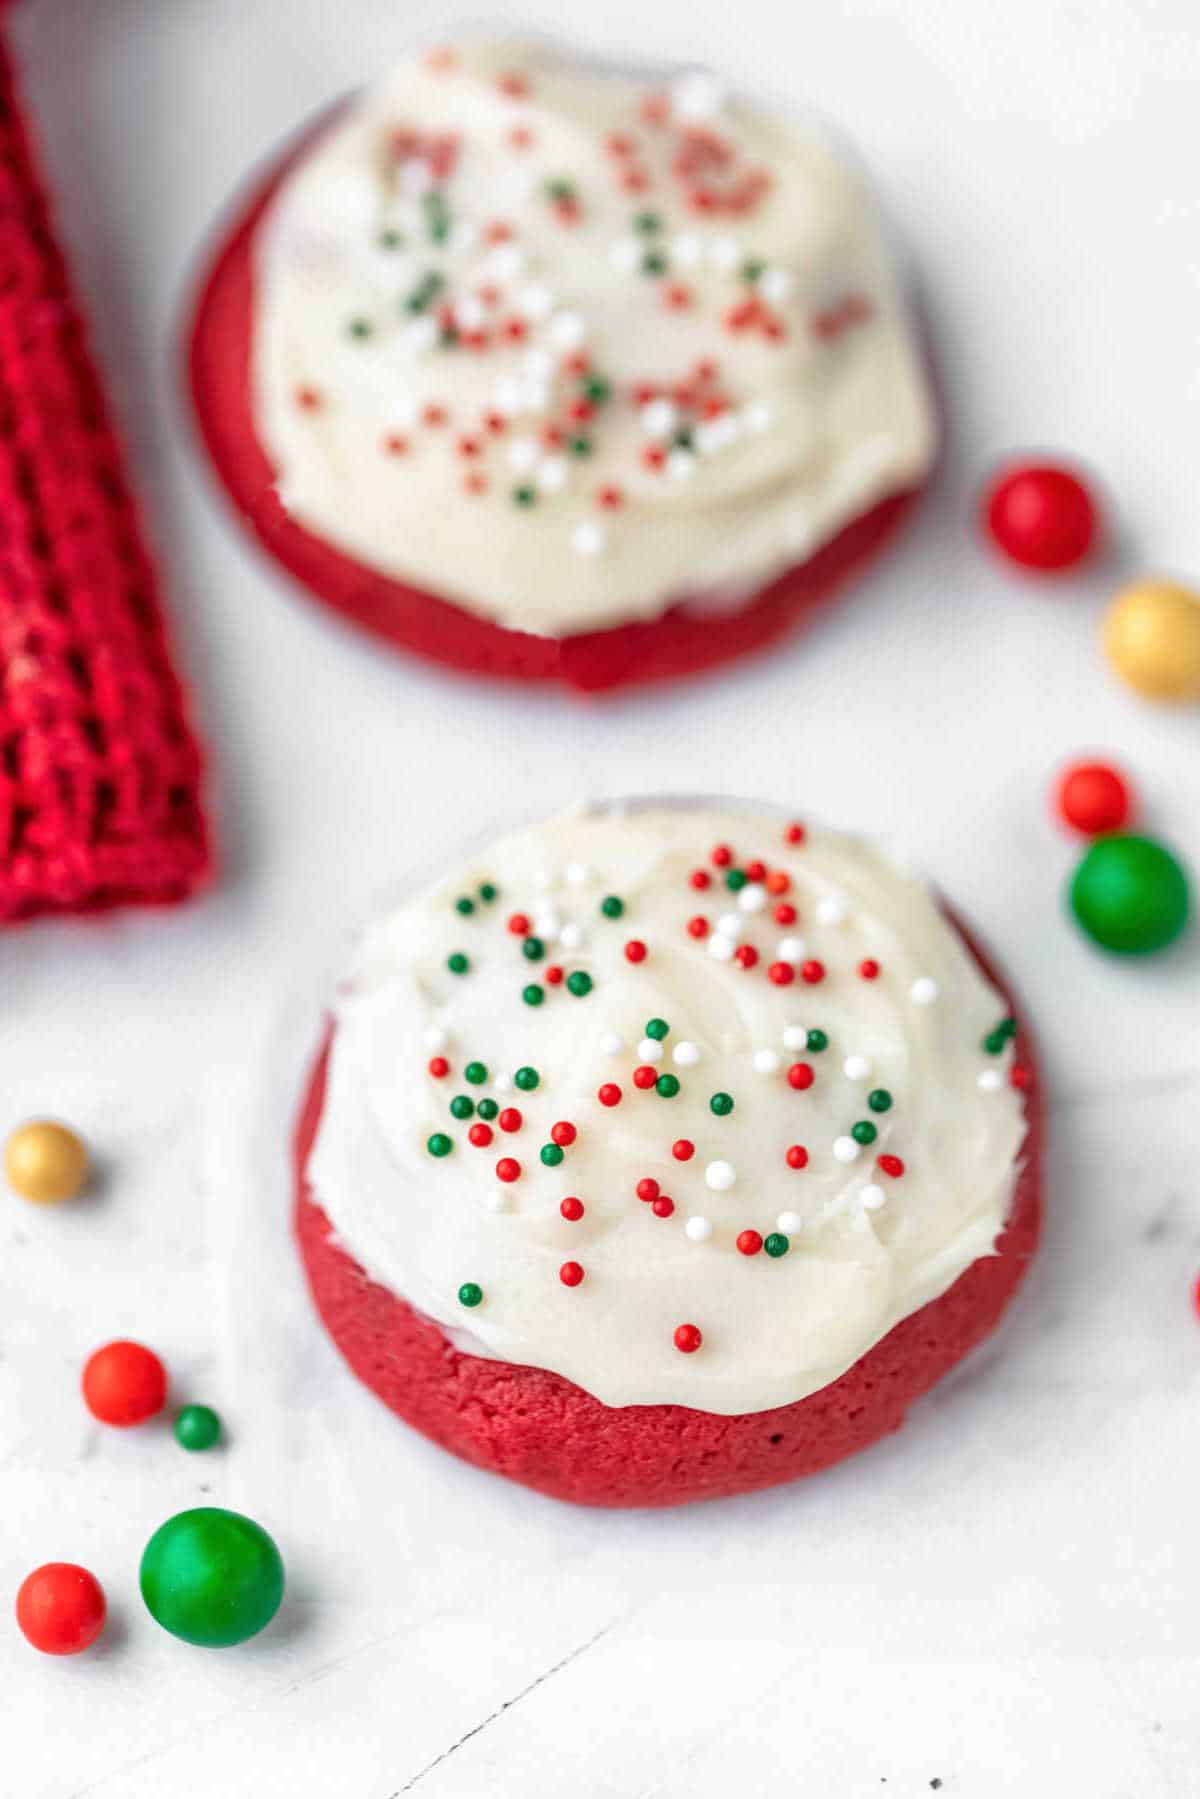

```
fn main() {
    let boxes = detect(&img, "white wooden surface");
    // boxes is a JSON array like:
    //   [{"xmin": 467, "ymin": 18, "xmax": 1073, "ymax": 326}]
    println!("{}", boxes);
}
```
[{"xmin": 2, "ymin": 2, "xmax": 1199, "ymax": 1794}]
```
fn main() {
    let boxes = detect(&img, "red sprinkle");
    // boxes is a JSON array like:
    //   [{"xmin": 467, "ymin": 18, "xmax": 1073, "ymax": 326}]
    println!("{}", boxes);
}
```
[
  {"xmin": 690, "ymin": 869, "xmax": 712, "ymax": 890},
  {"xmin": 508, "ymin": 126, "xmax": 534, "ymax": 150},
  {"xmin": 774, "ymin": 903, "xmax": 797, "ymax": 926},
  {"xmin": 383, "ymin": 433, "xmax": 409, "ymax": 456},
  {"xmin": 560, "ymin": 1197, "xmax": 584, "ymax": 1222},
  {"xmin": 711, "ymin": 844, "xmax": 734, "ymax": 868},
  {"xmin": 745, "ymin": 860, "xmax": 767, "ymax": 883},
  {"xmin": 498, "ymin": 1108, "xmax": 523, "ymax": 1133},
  {"xmin": 734, "ymin": 945, "xmax": 759, "ymax": 970},
  {"xmin": 596, "ymin": 484, "xmax": 625, "ymax": 509},
  {"xmin": 624, "ymin": 939, "xmax": 648, "ymax": 963},
  {"xmin": 787, "ymin": 1063, "xmax": 814, "ymax": 1091},
  {"xmin": 801, "ymin": 960, "xmax": 826, "ymax": 985},
  {"xmin": 636, "ymin": 1178, "xmax": 660, "ymax": 1202},
  {"xmin": 507, "ymin": 912, "xmax": 531, "ymax": 935},
  {"xmin": 468, "ymin": 1123, "xmax": 494, "ymax": 1147},
  {"xmin": 497, "ymin": 71, "xmax": 530, "ymax": 99},
  {"xmin": 859, "ymin": 959, "xmax": 881, "ymax": 980},
  {"xmin": 768, "ymin": 961, "xmax": 795, "ymax": 986},
  {"xmin": 877, "ymin": 1154, "xmax": 905, "ymax": 1178},
  {"xmin": 1010, "ymin": 1065, "xmax": 1032, "ymax": 1092},
  {"xmin": 559, "ymin": 1260, "xmax": 585, "ymax": 1287},
  {"xmin": 496, "ymin": 1157, "xmax": 521, "ymax": 1183},
  {"xmin": 674, "ymin": 1323, "xmax": 702, "ymax": 1354},
  {"xmin": 786, "ymin": 1144, "xmax": 809, "ymax": 1169},
  {"xmin": 784, "ymin": 822, "xmax": 806, "ymax": 845},
  {"xmin": 766, "ymin": 871, "xmax": 790, "ymax": 895},
  {"xmin": 633, "ymin": 1065, "xmax": 658, "ymax": 1090},
  {"xmin": 598, "ymin": 1083, "xmax": 622, "ymax": 1107},
  {"xmin": 296, "ymin": 386, "xmax": 322, "ymax": 412},
  {"xmin": 422, "ymin": 403, "xmax": 448, "ymax": 428},
  {"xmin": 687, "ymin": 916, "xmax": 709, "ymax": 939},
  {"xmin": 651, "ymin": 1195, "xmax": 676, "ymax": 1218},
  {"xmin": 672, "ymin": 1139, "xmax": 695, "ymax": 1162},
  {"xmin": 428, "ymin": 1056, "xmax": 449, "ymax": 1078},
  {"xmin": 551, "ymin": 1121, "xmax": 577, "ymax": 1147},
  {"xmin": 736, "ymin": 1230, "xmax": 764, "ymax": 1257},
  {"xmin": 545, "ymin": 964, "xmax": 564, "ymax": 985},
  {"xmin": 663, "ymin": 282, "xmax": 692, "ymax": 311}
]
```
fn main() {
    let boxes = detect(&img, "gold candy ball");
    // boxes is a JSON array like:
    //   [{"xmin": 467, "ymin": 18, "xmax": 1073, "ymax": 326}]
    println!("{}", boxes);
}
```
[
  {"xmin": 1103, "ymin": 579, "xmax": 1200, "ymax": 702},
  {"xmin": 4, "ymin": 1121, "xmax": 90, "ymax": 1205}
]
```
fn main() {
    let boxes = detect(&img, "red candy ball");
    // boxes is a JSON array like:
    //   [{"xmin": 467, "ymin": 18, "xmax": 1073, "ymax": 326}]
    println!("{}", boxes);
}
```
[
  {"xmin": 559, "ymin": 1260, "xmax": 585, "ymax": 1287},
  {"xmin": 81, "ymin": 1340, "xmax": 167, "ymax": 1427},
  {"xmin": 560, "ymin": 1197, "xmax": 584, "ymax": 1222},
  {"xmin": 673, "ymin": 1323, "xmax": 702, "ymax": 1354},
  {"xmin": 1055, "ymin": 760, "xmax": 1133, "ymax": 836},
  {"xmin": 736, "ymin": 1230, "xmax": 763, "ymax": 1257},
  {"xmin": 983, "ymin": 462, "xmax": 1099, "ymax": 573},
  {"xmin": 597, "ymin": 1083, "xmax": 622, "ymax": 1107},
  {"xmin": 15, "ymin": 1563, "xmax": 106, "ymax": 1655}
]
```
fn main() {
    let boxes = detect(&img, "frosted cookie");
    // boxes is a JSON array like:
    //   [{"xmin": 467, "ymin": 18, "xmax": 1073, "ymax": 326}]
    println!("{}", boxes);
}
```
[
  {"xmin": 295, "ymin": 803, "xmax": 1041, "ymax": 1506},
  {"xmin": 191, "ymin": 40, "xmax": 935, "ymax": 690}
]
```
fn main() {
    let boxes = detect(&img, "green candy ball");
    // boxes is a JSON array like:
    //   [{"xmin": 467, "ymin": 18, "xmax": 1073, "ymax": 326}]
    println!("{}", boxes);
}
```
[
  {"xmin": 1068, "ymin": 834, "xmax": 1190, "ymax": 955},
  {"xmin": 140, "ymin": 1508, "xmax": 284, "ymax": 1647},
  {"xmin": 174, "ymin": 1405, "xmax": 221, "ymax": 1452}
]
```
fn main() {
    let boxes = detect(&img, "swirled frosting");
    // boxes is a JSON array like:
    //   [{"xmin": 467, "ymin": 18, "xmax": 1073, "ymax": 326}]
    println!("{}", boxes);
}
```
[
  {"xmin": 308, "ymin": 804, "xmax": 1027, "ymax": 1414},
  {"xmin": 253, "ymin": 40, "xmax": 936, "ymax": 638}
]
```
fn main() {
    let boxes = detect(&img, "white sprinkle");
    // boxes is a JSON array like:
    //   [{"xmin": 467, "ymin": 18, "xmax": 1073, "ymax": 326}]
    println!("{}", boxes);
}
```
[
  {"xmin": 523, "ymin": 353, "xmax": 553, "ymax": 386},
  {"xmin": 600, "ymin": 1031, "xmax": 624, "ymax": 1056},
  {"xmin": 753, "ymin": 1048, "xmax": 781, "ymax": 1075},
  {"xmin": 716, "ymin": 912, "xmax": 741, "ymax": 937},
  {"xmin": 696, "ymin": 415, "xmax": 740, "ymax": 456},
  {"xmin": 860, "ymin": 1184, "xmax": 886, "ymax": 1211},
  {"xmin": 519, "ymin": 379, "xmax": 551, "ymax": 417},
  {"xmin": 424, "ymin": 1024, "xmax": 450, "ymax": 1052},
  {"xmin": 571, "ymin": 522, "xmax": 607, "ymax": 558},
  {"xmin": 776, "ymin": 1211, "xmax": 803, "ymax": 1234},
  {"xmin": 455, "ymin": 295, "xmax": 487, "ymax": 331},
  {"xmin": 565, "ymin": 862, "xmax": 592, "ymax": 887},
  {"xmin": 738, "ymin": 882, "xmax": 768, "ymax": 914},
  {"xmin": 760, "ymin": 268, "xmax": 794, "ymax": 306},
  {"xmin": 833, "ymin": 1137, "xmax": 861, "ymax": 1164},
  {"xmin": 609, "ymin": 236, "xmax": 642, "ymax": 272},
  {"xmin": 782, "ymin": 1025, "xmax": 808, "ymax": 1050},
  {"xmin": 817, "ymin": 895, "xmax": 849, "ymax": 926},
  {"xmin": 671, "ymin": 69, "xmax": 725, "ymax": 120},
  {"xmin": 708, "ymin": 935, "xmax": 735, "ymax": 961},
  {"xmin": 507, "ymin": 436, "xmax": 539, "ymax": 474},
  {"xmin": 672, "ymin": 233, "xmax": 703, "ymax": 268},
  {"xmin": 518, "ymin": 284, "xmax": 554, "ymax": 321},
  {"xmin": 448, "ymin": 219, "xmax": 477, "ymax": 255},
  {"xmin": 402, "ymin": 316, "xmax": 439, "ymax": 356},
  {"xmin": 708, "ymin": 235, "xmax": 742, "ymax": 273},
  {"xmin": 492, "ymin": 376, "xmax": 523, "ymax": 417},
  {"xmin": 640, "ymin": 399, "xmax": 678, "ymax": 439},
  {"xmin": 548, "ymin": 311, "xmax": 586, "ymax": 349},
  {"xmin": 775, "ymin": 937, "xmax": 805, "ymax": 965},
  {"xmin": 494, "ymin": 1072, "xmax": 513, "ymax": 1094},
  {"xmin": 843, "ymin": 1055, "xmax": 872, "ymax": 1081},
  {"xmin": 533, "ymin": 909, "xmax": 561, "ymax": 941},
  {"xmin": 538, "ymin": 456, "xmax": 569, "ymax": 494},
  {"xmin": 743, "ymin": 400, "xmax": 774, "ymax": 435},
  {"xmin": 978, "ymin": 1069, "xmax": 1004, "ymax": 1092},
  {"xmin": 559, "ymin": 923, "xmax": 584, "ymax": 951},
  {"xmin": 666, "ymin": 449, "xmax": 696, "ymax": 482},
  {"xmin": 672, "ymin": 1040, "xmax": 701, "ymax": 1068},
  {"xmin": 484, "ymin": 1189, "xmax": 509, "ymax": 1213},
  {"xmin": 685, "ymin": 1215, "xmax": 713, "ymax": 1243},
  {"xmin": 401, "ymin": 158, "xmax": 434, "ymax": 196},
  {"xmin": 486, "ymin": 243, "xmax": 525, "ymax": 280},
  {"xmin": 910, "ymin": 977, "xmax": 939, "ymax": 1007},
  {"xmin": 637, "ymin": 1037, "xmax": 664, "ymax": 1064},
  {"xmin": 705, "ymin": 1159, "xmax": 736, "ymax": 1192}
]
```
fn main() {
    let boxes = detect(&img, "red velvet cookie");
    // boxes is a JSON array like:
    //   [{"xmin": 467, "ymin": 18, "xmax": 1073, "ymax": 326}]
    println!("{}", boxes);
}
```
[
  {"xmin": 293, "ymin": 806, "xmax": 1041, "ymax": 1507},
  {"xmin": 188, "ymin": 44, "xmax": 934, "ymax": 693}
]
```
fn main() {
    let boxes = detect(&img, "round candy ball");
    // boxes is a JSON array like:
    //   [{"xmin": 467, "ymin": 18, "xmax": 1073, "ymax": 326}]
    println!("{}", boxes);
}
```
[
  {"xmin": 174, "ymin": 1404, "xmax": 221, "ymax": 1452},
  {"xmin": 982, "ymin": 461, "xmax": 1099, "ymax": 572},
  {"xmin": 1054, "ymin": 760, "xmax": 1133, "ymax": 836},
  {"xmin": 4, "ymin": 1120, "xmax": 88, "ymax": 1205},
  {"xmin": 140, "ymin": 1508, "xmax": 284, "ymax": 1647},
  {"xmin": 82, "ymin": 1340, "xmax": 167, "ymax": 1427},
  {"xmin": 15, "ymin": 1562, "xmax": 106, "ymax": 1655},
  {"xmin": 1068, "ymin": 834, "xmax": 1191, "ymax": 955},
  {"xmin": 1103, "ymin": 579, "xmax": 1200, "ymax": 702}
]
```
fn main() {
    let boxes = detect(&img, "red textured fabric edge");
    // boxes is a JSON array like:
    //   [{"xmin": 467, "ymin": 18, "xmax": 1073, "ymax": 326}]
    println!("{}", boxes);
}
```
[
  {"xmin": 187, "ymin": 114, "xmax": 925, "ymax": 694},
  {"xmin": 0, "ymin": 35, "xmax": 210, "ymax": 921},
  {"xmin": 293, "ymin": 922, "xmax": 1043, "ymax": 1508}
]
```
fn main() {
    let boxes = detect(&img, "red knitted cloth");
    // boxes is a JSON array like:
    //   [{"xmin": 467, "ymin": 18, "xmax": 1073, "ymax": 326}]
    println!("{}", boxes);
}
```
[{"xmin": 0, "ymin": 32, "xmax": 209, "ymax": 921}]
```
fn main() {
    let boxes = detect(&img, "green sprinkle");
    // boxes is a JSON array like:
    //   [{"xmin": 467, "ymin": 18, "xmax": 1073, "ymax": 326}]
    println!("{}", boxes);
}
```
[
  {"xmin": 600, "ymin": 895, "xmax": 624, "ymax": 919},
  {"xmin": 583, "ymin": 374, "xmax": 612, "ymax": 405},
  {"xmin": 427, "ymin": 1133, "xmax": 453, "ymax": 1158},
  {"xmin": 566, "ymin": 971, "xmax": 593, "ymax": 997},
  {"xmin": 673, "ymin": 426, "xmax": 695, "ymax": 450},
  {"xmin": 404, "ymin": 270, "xmax": 445, "ymax": 314},
  {"xmin": 709, "ymin": 1091, "xmax": 734, "ymax": 1117},
  {"xmin": 478, "ymin": 882, "xmax": 498, "ymax": 903},
  {"xmin": 645, "ymin": 1017, "xmax": 669, "ymax": 1041},
  {"xmin": 440, "ymin": 325, "xmax": 460, "ymax": 349},
  {"xmin": 568, "ymin": 434, "xmax": 593, "ymax": 457},
  {"xmin": 641, "ymin": 249, "xmax": 668, "ymax": 277},
  {"xmin": 806, "ymin": 1029, "xmax": 829, "ymax": 1053},
  {"xmin": 725, "ymin": 868, "xmax": 748, "ymax": 892},
  {"xmin": 546, "ymin": 177, "xmax": 577, "ymax": 202},
  {"xmin": 741, "ymin": 258, "xmax": 766, "ymax": 284},
  {"xmin": 513, "ymin": 484, "xmax": 537, "ymax": 507},
  {"xmin": 522, "ymin": 983, "xmax": 545, "ymax": 1007},
  {"xmin": 447, "ymin": 953, "xmax": 469, "ymax": 975},
  {"xmin": 514, "ymin": 1066, "xmax": 540, "ymax": 1092},
  {"xmin": 656, "ymin": 1073, "xmax": 680, "ymax": 1098},
  {"xmin": 449, "ymin": 1095, "xmax": 474, "ymax": 1120},
  {"xmin": 634, "ymin": 210, "xmax": 663, "ymax": 235},
  {"xmin": 764, "ymin": 1233, "xmax": 790, "ymax": 1258},
  {"xmin": 458, "ymin": 1282, "xmax": 483, "ymax": 1308},
  {"xmin": 851, "ymin": 1120, "xmax": 878, "ymax": 1146},
  {"xmin": 983, "ymin": 1017, "xmax": 1017, "ymax": 1055},
  {"xmin": 174, "ymin": 1403, "xmax": 221, "ymax": 1451},
  {"xmin": 477, "ymin": 1098, "xmax": 499, "ymax": 1121},
  {"xmin": 540, "ymin": 1143, "xmax": 564, "ymax": 1167},
  {"xmin": 464, "ymin": 1061, "xmax": 488, "ymax": 1086},
  {"xmin": 378, "ymin": 229, "xmax": 405, "ymax": 251},
  {"xmin": 522, "ymin": 936, "xmax": 545, "ymax": 962},
  {"xmin": 455, "ymin": 896, "xmax": 476, "ymax": 916},
  {"xmin": 347, "ymin": 317, "xmax": 373, "ymax": 340},
  {"xmin": 423, "ymin": 191, "xmax": 451, "ymax": 243},
  {"xmin": 867, "ymin": 1088, "xmax": 893, "ymax": 1113}
]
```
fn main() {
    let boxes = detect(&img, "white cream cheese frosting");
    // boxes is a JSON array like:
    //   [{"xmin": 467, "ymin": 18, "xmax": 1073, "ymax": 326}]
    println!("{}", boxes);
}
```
[
  {"xmin": 254, "ymin": 40, "xmax": 936, "ymax": 638},
  {"xmin": 308, "ymin": 803, "xmax": 1028, "ymax": 1414}
]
